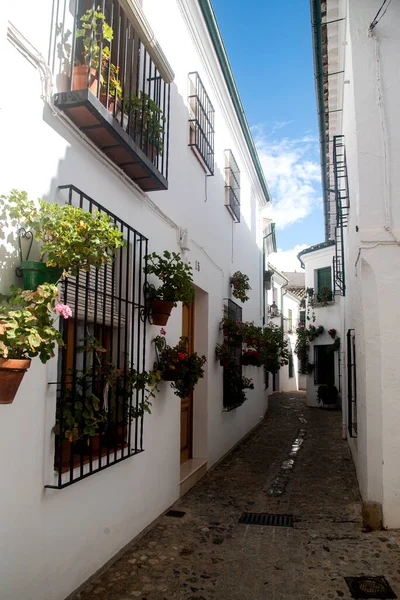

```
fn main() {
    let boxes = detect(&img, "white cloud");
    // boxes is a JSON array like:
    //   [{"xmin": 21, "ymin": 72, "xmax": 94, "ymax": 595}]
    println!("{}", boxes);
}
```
[
  {"xmin": 268, "ymin": 244, "xmax": 309, "ymax": 273},
  {"xmin": 253, "ymin": 126, "xmax": 322, "ymax": 228}
]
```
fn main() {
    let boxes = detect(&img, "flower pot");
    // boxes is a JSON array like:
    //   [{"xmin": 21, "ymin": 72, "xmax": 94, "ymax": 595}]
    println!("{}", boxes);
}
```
[
  {"xmin": 54, "ymin": 439, "xmax": 76, "ymax": 467},
  {"xmin": 100, "ymin": 92, "xmax": 119, "ymax": 115},
  {"xmin": 248, "ymin": 356, "xmax": 262, "ymax": 367},
  {"xmin": 81, "ymin": 433, "xmax": 103, "ymax": 454},
  {"xmin": 240, "ymin": 355, "xmax": 250, "ymax": 366},
  {"xmin": 21, "ymin": 261, "xmax": 63, "ymax": 290},
  {"xmin": 151, "ymin": 299, "xmax": 174, "ymax": 326},
  {"xmin": 107, "ymin": 423, "xmax": 127, "ymax": 444},
  {"xmin": 162, "ymin": 369, "xmax": 179, "ymax": 381},
  {"xmin": 0, "ymin": 358, "xmax": 31, "ymax": 404},
  {"xmin": 72, "ymin": 66, "xmax": 100, "ymax": 95}
]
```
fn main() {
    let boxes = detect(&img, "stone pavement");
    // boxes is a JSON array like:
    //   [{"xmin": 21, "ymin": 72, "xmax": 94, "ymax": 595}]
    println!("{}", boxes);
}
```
[{"xmin": 75, "ymin": 392, "xmax": 400, "ymax": 600}]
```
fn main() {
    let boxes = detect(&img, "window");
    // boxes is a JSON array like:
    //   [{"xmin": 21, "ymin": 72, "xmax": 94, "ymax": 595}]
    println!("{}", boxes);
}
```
[
  {"xmin": 347, "ymin": 329, "xmax": 357, "ymax": 438},
  {"xmin": 224, "ymin": 150, "xmax": 240, "ymax": 222},
  {"xmin": 188, "ymin": 72, "xmax": 215, "ymax": 175},
  {"xmin": 223, "ymin": 299, "xmax": 243, "ymax": 411},
  {"xmin": 288, "ymin": 353, "xmax": 294, "ymax": 378},
  {"xmin": 47, "ymin": 185, "xmax": 148, "ymax": 490},
  {"xmin": 50, "ymin": 0, "xmax": 170, "ymax": 191},
  {"xmin": 300, "ymin": 310, "xmax": 306, "ymax": 325},
  {"xmin": 288, "ymin": 309, "xmax": 293, "ymax": 332},
  {"xmin": 316, "ymin": 267, "xmax": 333, "ymax": 302},
  {"xmin": 314, "ymin": 345, "xmax": 335, "ymax": 385}
]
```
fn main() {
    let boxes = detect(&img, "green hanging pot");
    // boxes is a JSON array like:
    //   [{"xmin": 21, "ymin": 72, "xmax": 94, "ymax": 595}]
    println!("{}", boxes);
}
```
[{"xmin": 21, "ymin": 261, "xmax": 63, "ymax": 290}]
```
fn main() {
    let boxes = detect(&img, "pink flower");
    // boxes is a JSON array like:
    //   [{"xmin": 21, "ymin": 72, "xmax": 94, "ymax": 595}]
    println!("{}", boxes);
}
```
[
  {"xmin": 160, "ymin": 328, "xmax": 167, "ymax": 335},
  {"xmin": 54, "ymin": 303, "xmax": 72, "ymax": 319},
  {"xmin": 178, "ymin": 352, "xmax": 186, "ymax": 360}
]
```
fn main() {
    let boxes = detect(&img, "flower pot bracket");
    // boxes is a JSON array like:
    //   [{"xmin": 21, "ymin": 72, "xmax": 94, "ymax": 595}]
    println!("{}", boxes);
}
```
[
  {"xmin": 15, "ymin": 227, "xmax": 34, "ymax": 278},
  {"xmin": 140, "ymin": 281, "xmax": 157, "ymax": 324}
]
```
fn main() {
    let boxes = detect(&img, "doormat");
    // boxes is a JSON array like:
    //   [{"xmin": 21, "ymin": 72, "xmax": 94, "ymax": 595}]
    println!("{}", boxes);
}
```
[{"xmin": 345, "ymin": 576, "xmax": 397, "ymax": 599}]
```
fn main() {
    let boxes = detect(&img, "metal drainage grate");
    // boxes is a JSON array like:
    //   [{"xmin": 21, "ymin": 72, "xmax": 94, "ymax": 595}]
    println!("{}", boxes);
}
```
[
  {"xmin": 345, "ymin": 576, "xmax": 397, "ymax": 599},
  {"xmin": 165, "ymin": 510, "xmax": 186, "ymax": 518},
  {"xmin": 239, "ymin": 513, "xmax": 293, "ymax": 527}
]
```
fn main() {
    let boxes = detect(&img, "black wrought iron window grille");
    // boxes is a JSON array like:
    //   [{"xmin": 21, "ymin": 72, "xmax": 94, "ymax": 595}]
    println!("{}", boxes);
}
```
[
  {"xmin": 49, "ymin": 0, "xmax": 170, "ymax": 191},
  {"xmin": 224, "ymin": 150, "xmax": 240, "ymax": 222},
  {"xmin": 332, "ymin": 135, "xmax": 349, "ymax": 296},
  {"xmin": 188, "ymin": 72, "xmax": 215, "ymax": 175},
  {"xmin": 347, "ymin": 329, "xmax": 357, "ymax": 438},
  {"xmin": 222, "ymin": 299, "xmax": 243, "ymax": 411},
  {"xmin": 46, "ymin": 185, "xmax": 148, "ymax": 489}
]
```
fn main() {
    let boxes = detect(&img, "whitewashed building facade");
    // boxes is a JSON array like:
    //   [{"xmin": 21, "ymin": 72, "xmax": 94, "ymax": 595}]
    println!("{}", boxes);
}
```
[
  {"xmin": 310, "ymin": 0, "xmax": 400, "ymax": 528},
  {"xmin": 0, "ymin": 1, "xmax": 273, "ymax": 598}
]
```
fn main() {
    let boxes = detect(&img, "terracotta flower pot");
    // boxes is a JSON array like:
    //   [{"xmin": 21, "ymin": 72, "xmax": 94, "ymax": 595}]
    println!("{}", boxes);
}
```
[
  {"xmin": 0, "ymin": 358, "xmax": 31, "ymax": 404},
  {"xmin": 81, "ymin": 433, "xmax": 103, "ymax": 454},
  {"xmin": 151, "ymin": 299, "xmax": 174, "ymax": 326},
  {"xmin": 72, "ymin": 66, "xmax": 100, "ymax": 95}
]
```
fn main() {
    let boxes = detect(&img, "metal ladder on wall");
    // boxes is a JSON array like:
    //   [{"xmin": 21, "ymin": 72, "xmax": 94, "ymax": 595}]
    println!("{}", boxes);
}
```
[{"xmin": 332, "ymin": 135, "xmax": 350, "ymax": 296}]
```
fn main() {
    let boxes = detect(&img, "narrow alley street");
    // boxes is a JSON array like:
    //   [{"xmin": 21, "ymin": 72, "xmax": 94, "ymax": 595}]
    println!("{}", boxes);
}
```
[{"xmin": 75, "ymin": 394, "xmax": 400, "ymax": 600}]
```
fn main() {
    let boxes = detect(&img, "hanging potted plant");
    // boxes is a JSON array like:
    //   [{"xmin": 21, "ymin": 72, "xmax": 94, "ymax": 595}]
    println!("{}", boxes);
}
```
[
  {"xmin": 215, "ymin": 342, "xmax": 235, "ymax": 367},
  {"xmin": 0, "ymin": 190, "xmax": 125, "ymax": 289},
  {"xmin": 241, "ymin": 349, "xmax": 262, "ymax": 367},
  {"xmin": 230, "ymin": 271, "xmax": 251, "ymax": 303},
  {"xmin": 73, "ymin": 7, "xmax": 113, "ymax": 94},
  {"xmin": 144, "ymin": 251, "xmax": 195, "ymax": 326},
  {"xmin": 220, "ymin": 317, "xmax": 243, "ymax": 347},
  {"xmin": 328, "ymin": 328, "xmax": 337, "ymax": 339},
  {"xmin": 0, "ymin": 283, "xmax": 70, "ymax": 404},
  {"xmin": 155, "ymin": 334, "xmax": 206, "ymax": 396}
]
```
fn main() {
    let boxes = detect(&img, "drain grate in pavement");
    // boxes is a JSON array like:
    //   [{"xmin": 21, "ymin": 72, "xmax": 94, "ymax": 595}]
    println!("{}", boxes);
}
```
[
  {"xmin": 165, "ymin": 510, "xmax": 186, "ymax": 518},
  {"xmin": 239, "ymin": 513, "xmax": 293, "ymax": 527},
  {"xmin": 345, "ymin": 576, "xmax": 397, "ymax": 599}
]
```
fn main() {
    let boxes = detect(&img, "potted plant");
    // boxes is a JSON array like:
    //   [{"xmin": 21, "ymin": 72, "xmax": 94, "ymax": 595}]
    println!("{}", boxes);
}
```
[
  {"xmin": 317, "ymin": 286, "xmax": 333, "ymax": 306},
  {"xmin": 123, "ymin": 92, "xmax": 167, "ymax": 157},
  {"xmin": 230, "ymin": 271, "xmax": 251, "ymax": 303},
  {"xmin": 144, "ymin": 251, "xmax": 195, "ymax": 325},
  {"xmin": 0, "ymin": 283, "xmax": 69, "ymax": 404},
  {"xmin": 155, "ymin": 334, "xmax": 206, "ymax": 398},
  {"xmin": 328, "ymin": 328, "xmax": 337, "ymax": 339},
  {"xmin": 215, "ymin": 342, "xmax": 235, "ymax": 367},
  {"xmin": 317, "ymin": 384, "xmax": 338, "ymax": 407},
  {"xmin": 220, "ymin": 317, "xmax": 243, "ymax": 347},
  {"xmin": 0, "ymin": 190, "xmax": 125, "ymax": 289},
  {"xmin": 241, "ymin": 375, "xmax": 254, "ymax": 391},
  {"xmin": 73, "ymin": 7, "xmax": 113, "ymax": 94},
  {"xmin": 242, "ymin": 349, "xmax": 262, "ymax": 367}
]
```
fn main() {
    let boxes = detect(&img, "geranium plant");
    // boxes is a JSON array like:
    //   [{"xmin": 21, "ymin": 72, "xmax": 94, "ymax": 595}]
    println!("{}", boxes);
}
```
[
  {"xmin": 215, "ymin": 342, "xmax": 235, "ymax": 366},
  {"xmin": 0, "ymin": 283, "xmax": 69, "ymax": 362},
  {"xmin": 155, "ymin": 333, "xmax": 206, "ymax": 399},
  {"xmin": 230, "ymin": 271, "xmax": 251, "ymax": 303},
  {"xmin": 145, "ymin": 251, "xmax": 195, "ymax": 305},
  {"xmin": 0, "ymin": 190, "xmax": 125, "ymax": 276}
]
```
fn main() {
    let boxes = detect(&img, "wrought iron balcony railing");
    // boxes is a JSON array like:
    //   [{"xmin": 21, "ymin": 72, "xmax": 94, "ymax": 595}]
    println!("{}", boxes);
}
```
[{"xmin": 50, "ymin": 0, "xmax": 170, "ymax": 191}]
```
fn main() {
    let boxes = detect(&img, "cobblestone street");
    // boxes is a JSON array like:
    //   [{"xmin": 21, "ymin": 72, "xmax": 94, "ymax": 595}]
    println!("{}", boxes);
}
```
[{"xmin": 75, "ymin": 393, "xmax": 400, "ymax": 600}]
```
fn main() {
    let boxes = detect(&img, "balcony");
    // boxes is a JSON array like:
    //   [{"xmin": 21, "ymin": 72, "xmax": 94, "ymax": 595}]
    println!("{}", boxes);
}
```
[{"xmin": 50, "ymin": 1, "xmax": 171, "ymax": 191}]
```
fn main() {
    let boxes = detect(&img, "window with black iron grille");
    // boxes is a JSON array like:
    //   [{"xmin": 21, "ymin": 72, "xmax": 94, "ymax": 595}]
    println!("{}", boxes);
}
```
[
  {"xmin": 46, "ymin": 185, "xmax": 148, "ymax": 489},
  {"xmin": 188, "ymin": 72, "xmax": 215, "ymax": 175},
  {"xmin": 347, "ymin": 329, "xmax": 357, "ymax": 438},
  {"xmin": 288, "ymin": 352, "xmax": 294, "ymax": 378},
  {"xmin": 50, "ymin": 0, "xmax": 171, "ymax": 192},
  {"xmin": 224, "ymin": 150, "xmax": 240, "ymax": 222},
  {"xmin": 223, "ymin": 299, "xmax": 243, "ymax": 411}
]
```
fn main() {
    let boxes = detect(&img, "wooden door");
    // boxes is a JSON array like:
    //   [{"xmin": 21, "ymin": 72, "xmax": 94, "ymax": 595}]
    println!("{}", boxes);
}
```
[{"xmin": 181, "ymin": 301, "xmax": 194, "ymax": 464}]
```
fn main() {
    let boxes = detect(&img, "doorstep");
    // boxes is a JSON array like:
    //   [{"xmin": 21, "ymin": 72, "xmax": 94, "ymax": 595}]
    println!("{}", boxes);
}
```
[{"xmin": 180, "ymin": 458, "xmax": 207, "ymax": 497}]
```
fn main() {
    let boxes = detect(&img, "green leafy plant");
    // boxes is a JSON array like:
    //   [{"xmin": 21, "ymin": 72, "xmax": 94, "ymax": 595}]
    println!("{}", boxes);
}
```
[
  {"xmin": 221, "ymin": 317, "xmax": 244, "ymax": 347},
  {"xmin": 294, "ymin": 324, "xmax": 324, "ymax": 375},
  {"xmin": 155, "ymin": 334, "xmax": 206, "ymax": 399},
  {"xmin": 0, "ymin": 190, "xmax": 125, "ymax": 275},
  {"xmin": 215, "ymin": 342, "xmax": 235, "ymax": 365},
  {"xmin": 316, "ymin": 286, "xmax": 333, "ymax": 306},
  {"xmin": 144, "ymin": 251, "xmax": 195, "ymax": 305},
  {"xmin": 230, "ymin": 271, "xmax": 251, "ymax": 303},
  {"xmin": 0, "ymin": 283, "xmax": 67, "ymax": 362},
  {"xmin": 75, "ymin": 7, "xmax": 113, "ymax": 69},
  {"xmin": 317, "ymin": 384, "xmax": 338, "ymax": 405},
  {"xmin": 123, "ymin": 92, "xmax": 167, "ymax": 155}
]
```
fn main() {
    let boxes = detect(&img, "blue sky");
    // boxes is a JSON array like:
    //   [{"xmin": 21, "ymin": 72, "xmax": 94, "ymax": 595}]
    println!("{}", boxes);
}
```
[{"xmin": 212, "ymin": 0, "xmax": 324, "ymax": 270}]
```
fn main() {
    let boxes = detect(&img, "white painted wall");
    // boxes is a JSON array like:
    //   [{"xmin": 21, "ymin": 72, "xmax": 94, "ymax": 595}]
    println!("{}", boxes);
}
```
[
  {"xmin": 301, "ymin": 246, "xmax": 343, "ymax": 407},
  {"xmin": 325, "ymin": 0, "xmax": 400, "ymax": 528},
  {"xmin": 0, "ymin": 2, "xmax": 271, "ymax": 598}
]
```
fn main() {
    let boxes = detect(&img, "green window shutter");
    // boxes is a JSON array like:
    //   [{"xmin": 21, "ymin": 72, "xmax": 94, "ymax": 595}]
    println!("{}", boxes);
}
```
[
  {"xmin": 288, "ymin": 309, "xmax": 293, "ymax": 331},
  {"xmin": 317, "ymin": 267, "xmax": 332, "ymax": 292},
  {"xmin": 300, "ymin": 310, "xmax": 306, "ymax": 324}
]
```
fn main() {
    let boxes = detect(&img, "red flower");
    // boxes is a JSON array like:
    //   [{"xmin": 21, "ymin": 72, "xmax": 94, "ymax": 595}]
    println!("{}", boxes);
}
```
[
  {"xmin": 178, "ymin": 352, "xmax": 186, "ymax": 360},
  {"xmin": 160, "ymin": 328, "xmax": 167, "ymax": 335}
]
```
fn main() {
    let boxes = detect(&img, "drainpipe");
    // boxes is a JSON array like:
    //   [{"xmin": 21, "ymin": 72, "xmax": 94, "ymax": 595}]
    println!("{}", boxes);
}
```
[{"xmin": 262, "ymin": 223, "xmax": 277, "ymax": 325}]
